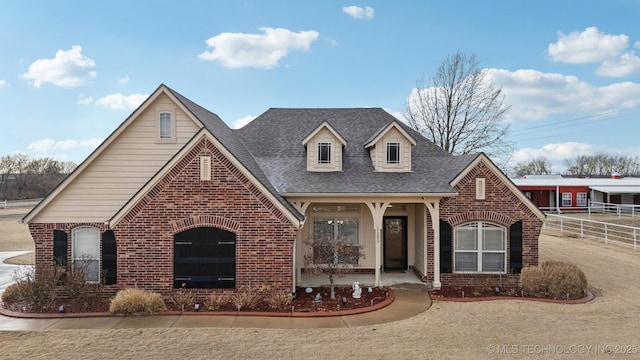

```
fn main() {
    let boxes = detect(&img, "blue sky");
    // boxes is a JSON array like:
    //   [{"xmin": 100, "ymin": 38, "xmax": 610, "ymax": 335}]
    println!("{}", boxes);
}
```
[{"xmin": 2, "ymin": 1, "xmax": 640, "ymax": 174}]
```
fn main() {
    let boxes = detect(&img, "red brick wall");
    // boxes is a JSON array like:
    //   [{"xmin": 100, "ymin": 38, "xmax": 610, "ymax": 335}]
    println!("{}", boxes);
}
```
[
  {"xmin": 426, "ymin": 159, "xmax": 542, "ymax": 288},
  {"xmin": 30, "ymin": 137, "xmax": 299, "ymax": 298}
]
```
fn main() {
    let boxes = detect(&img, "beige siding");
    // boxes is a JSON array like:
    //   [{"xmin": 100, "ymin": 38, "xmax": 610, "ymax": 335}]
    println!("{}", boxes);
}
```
[
  {"xmin": 306, "ymin": 128, "xmax": 343, "ymax": 172},
  {"xmin": 32, "ymin": 93, "xmax": 201, "ymax": 223},
  {"xmin": 370, "ymin": 127, "xmax": 412, "ymax": 172}
]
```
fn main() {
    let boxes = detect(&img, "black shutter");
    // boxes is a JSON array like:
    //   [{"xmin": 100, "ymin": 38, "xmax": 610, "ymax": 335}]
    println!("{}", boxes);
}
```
[
  {"xmin": 102, "ymin": 230, "xmax": 117, "ymax": 285},
  {"xmin": 440, "ymin": 220, "xmax": 452, "ymax": 274},
  {"xmin": 53, "ymin": 230, "xmax": 68, "ymax": 266},
  {"xmin": 510, "ymin": 221, "xmax": 523, "ymax": 274}
]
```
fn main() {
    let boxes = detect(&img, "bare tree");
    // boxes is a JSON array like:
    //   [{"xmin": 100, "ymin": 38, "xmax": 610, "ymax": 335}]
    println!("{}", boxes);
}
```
[
  {"xmin": 303, "ymin": 231, "xmax": 364, "ymax": 299},
  {"xmin": 564, "ymin": 153, "xmax": 640, "ymax": 177},
  {"xmin": 513, "ymin": 157, "xmax": 553, "ymax": 177},
  {"xmin": 405, "ymin": 51, "xmax": 513, "ymax": 163}
]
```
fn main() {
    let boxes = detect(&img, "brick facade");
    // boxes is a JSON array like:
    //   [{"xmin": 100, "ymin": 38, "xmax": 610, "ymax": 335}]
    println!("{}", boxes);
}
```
[
  {"xmin": 29, "ymin": 137, "xmax": 299, "ymax": 299},
  {"xmin": 419, "ymin": 160, "xmax": 542, "ymax": 288}
]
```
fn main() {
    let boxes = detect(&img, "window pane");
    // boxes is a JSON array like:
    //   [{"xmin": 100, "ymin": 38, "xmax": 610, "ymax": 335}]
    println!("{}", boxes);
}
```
[
  {"xmin": 313, "ymin": 219, "xmax": 334, "ymax": 241},
  {"xmin": 454, "ymin": 253, "xmax": 477, "ymax": 272},
  {"xmin": 386, "ymin": 142, "xmax": 400, "ymax": 164},
  {"xmin": 455, "ymin": 226, "xmax": 477, "ymax": 250},
  {"xmin": 72, "ymin": 226, "xmax": 100, "ymax": 282},
  {"xmin": 482, "ymin": 253, "xmax": 505, "ymax": 272},
  {"xmin": 159, "ymin": 112, "xmax": 172, "ymax": 139},
  {"xmin": 483, "ymin": 226, "xmax": 505, "ymax": 250},
  {"xmin": 338, "ymin": 218, "xmax": 359, "ymax": 245},
  {"xmin": 318, "ymin": 142, "xmax": 331, "ymax": 164}
]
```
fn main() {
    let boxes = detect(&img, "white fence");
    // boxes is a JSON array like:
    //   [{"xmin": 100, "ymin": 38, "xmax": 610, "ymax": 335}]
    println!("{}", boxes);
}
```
[
  {"xmin": 544, "ymin": 214, "xmax": 639, "ymax": 251},
  {"xmin": 0, "ymin": 199, "xmax": 41, "ymax": 209},
  {"xmin": 588, "ymin": 201, "xmax": 640, "ymax": 217}
]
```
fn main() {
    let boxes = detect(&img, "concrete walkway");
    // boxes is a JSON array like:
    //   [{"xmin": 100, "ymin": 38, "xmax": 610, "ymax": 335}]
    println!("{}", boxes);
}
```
[{"xmin": 0, "ymin": 286, "xmax": 431, "ymax": 331}]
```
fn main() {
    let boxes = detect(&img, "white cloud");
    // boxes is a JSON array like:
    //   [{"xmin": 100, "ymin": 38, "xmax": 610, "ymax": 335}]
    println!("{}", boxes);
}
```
[
  {"xmin": 95, "ymin": 93, "xmax": 148, "ymax": 110},
  {"xmin": 596, "ymin": 52, "xmax": 640, "ymax": 77},
  {"xmin": 486, "ymin": 68, "xmax": 640, "ymax": 122},
  {"xmin": 118, "ymin": 74, "xmax": 130, "ymax": 85},
  {"xmin": 0, "ymin": 80, "xmax": 7, "ymax": 87},
  {"xmin": 21, "ymin": 45, "xmax": 97, "ymax": 88},
  {"xmin": 549, "ymin": 27, "xmax": 628, "ymax": 63},
  {"xmin": 28, "ymin": 138, "xmax": 103, "ymax": 153},
  {"xmin": 199, "ymin": 27, "xmax": 319, "ymax": 69},
  {"xmin": 77, "ymin": 93, "xmax": 93, "ymax": 105},
  {"xmin": 342, "ymin": 6, "xmax": 375, "ymax": 20},
  {"xmin": 231, "ymin": 115, "xmax": 256, "ymax": 129}
]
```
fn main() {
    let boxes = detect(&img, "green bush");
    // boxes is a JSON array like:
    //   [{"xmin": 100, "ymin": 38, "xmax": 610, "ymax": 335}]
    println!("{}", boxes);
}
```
[
  {"xmin": 109, "ymin": 288, "xmax": 167, "ymax": 314},
  {"xmin": 520, "ymin": 261, "xmax": 588, "ymax": 300}
]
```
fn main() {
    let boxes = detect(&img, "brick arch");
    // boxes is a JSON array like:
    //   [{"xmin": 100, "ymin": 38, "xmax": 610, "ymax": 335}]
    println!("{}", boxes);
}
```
[
  {"xmin": 170, "ymin": 215, "xmax": 240, "ymax": 234},
  {"xmin": 447, "ymin": 211, "xmax": 514, "ymax": 227}
]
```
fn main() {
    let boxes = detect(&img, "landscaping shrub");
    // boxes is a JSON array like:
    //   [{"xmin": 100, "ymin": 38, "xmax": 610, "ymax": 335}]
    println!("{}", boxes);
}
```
[
  {"xmin": 109, "ymin": 288, "xmax": 167, "ymax": 314},
  {"xmin": 267, "ymin": 291, "xmax": 292, "ymax": 311},
  {"xmin": 520, "ymin": 261, "xmax": 588, "ymax": 300},
  {"xmin": 204, "ymin": 293, "xmax": 230, "ymax": 311},
  {"xmin": 543, "ymin": 261, "xmax": 588, "ymax": 300},
  {"xmin": 170, "ymin": 283, "xmax": 196, "ymax": 311},
  {"xmin": 1, "ymin": 282, "xmax": 26, "ymax": 304},
  {"xmin": 5, "ymin": 265, "xmax": 65, "ymax": 312},
  {"xmin": 232, "ymin": 290, "xmax": 258, "ymax": 311}
]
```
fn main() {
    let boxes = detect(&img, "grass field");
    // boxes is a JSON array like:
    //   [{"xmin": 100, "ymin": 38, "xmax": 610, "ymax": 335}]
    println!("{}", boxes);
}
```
[{"xmin": 0, "ymin": 207, "xmax": 34, "ymax": 264}]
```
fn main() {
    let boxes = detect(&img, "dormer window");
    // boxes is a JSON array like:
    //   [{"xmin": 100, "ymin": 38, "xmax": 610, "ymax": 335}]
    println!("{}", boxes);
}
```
[
  {"xmin": 303, "ymin": 121, "xmax": 346, "ymax": 172},
  {"xmin": 386, "ymin": 142, "xmax": 400, "ymax": 164},
  {"xmin": 318, "ymin": 142, "xmax": 332, "ymax": 164},
  {"xmin": 364, "ymin": 121, "xmax": 416, "ymax": 172}
]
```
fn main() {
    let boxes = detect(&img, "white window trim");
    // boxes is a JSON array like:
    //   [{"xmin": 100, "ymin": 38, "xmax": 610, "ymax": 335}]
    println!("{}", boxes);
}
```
[
  {"xmin": 72, "ymin": 226, "xmax": 101, "ymax": 283},
  {"xmin": 576, "ymin": 192, "xmax": 587, "ymax": 207},
  {"xmin": 385, "ymin": 141, "xmax": 401, "ymax": 166},
  {"xmin": 157, "ymin": 110, "xmax": 176, "ymax": 143},
  {"xmin": 562, "ymin": 192, "xmax": 572, "ymax": 207},
  {"xmin": 453, "ymin": 222, "xmax": 506, "ymax": 274}
]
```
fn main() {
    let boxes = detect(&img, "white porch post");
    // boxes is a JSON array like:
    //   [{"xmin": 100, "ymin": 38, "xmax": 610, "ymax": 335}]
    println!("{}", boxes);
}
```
[
  {"xmin": 366, "ymin": 202, "xmax": 389, "ymax": 287},
  {"xmin": 424, "ymin": 200, "xmax": 441, "ymax": 289}
]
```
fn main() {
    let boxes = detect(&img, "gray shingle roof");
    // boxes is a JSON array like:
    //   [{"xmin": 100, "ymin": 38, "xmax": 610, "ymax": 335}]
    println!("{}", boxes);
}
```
[{"xmin": 235, "ymin": 108, "xmax": 478, "ymax": 195}]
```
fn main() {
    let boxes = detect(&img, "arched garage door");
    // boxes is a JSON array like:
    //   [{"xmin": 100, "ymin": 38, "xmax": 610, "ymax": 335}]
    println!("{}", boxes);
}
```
[{"xmin": 174, "ymin": 227, "xmax": 236, "ymax": 289}]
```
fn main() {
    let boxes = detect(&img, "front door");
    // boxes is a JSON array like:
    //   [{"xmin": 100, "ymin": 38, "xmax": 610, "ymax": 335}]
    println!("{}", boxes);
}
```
[{"xmin": 384, "ymin": 216, "xmax": 407, "ymax": 271}]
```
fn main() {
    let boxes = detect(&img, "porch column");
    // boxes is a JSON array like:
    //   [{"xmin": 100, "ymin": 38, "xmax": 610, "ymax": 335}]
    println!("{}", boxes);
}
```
[
  {"xmin": 424, "ymin": 200, "xmax": 441, "ymax": 289},
  {"xmin": 366, "ymin": 202, "xmax": 389, "ymax": 286}
]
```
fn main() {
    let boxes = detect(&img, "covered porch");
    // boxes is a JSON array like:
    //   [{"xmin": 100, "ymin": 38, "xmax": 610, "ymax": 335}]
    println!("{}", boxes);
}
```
[{"xmin": 288, "ymin": 196, "xmax": 446, "ymax": 292}]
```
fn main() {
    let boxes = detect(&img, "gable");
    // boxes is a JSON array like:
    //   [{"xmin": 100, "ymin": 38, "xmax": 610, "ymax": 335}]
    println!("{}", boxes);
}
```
[
  {"xmin": 450, "ymin": 154, "xmax": 544, "ymax": 221},
  {"xmin": 111, "ymin": 132, "xmax": 302, "ymax": 227},
  {"xmin": 303, "ymin": 125, "xmax": 345, "ymax": 172},
  {"xmin": 366, "ymin": 124, "xmax": 416, "ymax": 173},
  {"xmin": 25, "ymin": 88, "xmax": 202, "ymax": 223}
]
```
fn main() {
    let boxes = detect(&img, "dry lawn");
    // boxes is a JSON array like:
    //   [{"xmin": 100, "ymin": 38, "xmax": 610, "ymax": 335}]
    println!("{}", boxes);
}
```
[
  {"xmin": 0, "ymin": 207, "xmax": 35, "ymax": 264},
  {"xmin": 0, "ymin": 214, "xmax": 639, "ymax": 359}
]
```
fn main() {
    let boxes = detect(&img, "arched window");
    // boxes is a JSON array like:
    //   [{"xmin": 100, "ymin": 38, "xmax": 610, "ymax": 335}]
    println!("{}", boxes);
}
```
[
  {"xmin": 72, "ymin": 226, "xmax": 100, "ymax": 282},
  {"xmin": 454, "ymin": 222, "xmax": 506, "ymax": 273}
]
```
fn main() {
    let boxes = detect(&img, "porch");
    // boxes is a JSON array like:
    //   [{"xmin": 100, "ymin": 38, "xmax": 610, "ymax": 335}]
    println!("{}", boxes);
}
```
[{"xmin": 299, "ymin": 270, "xmax": 429, "ymax": 289}]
